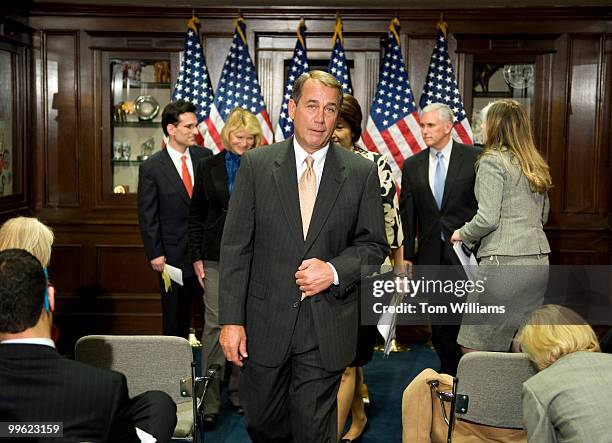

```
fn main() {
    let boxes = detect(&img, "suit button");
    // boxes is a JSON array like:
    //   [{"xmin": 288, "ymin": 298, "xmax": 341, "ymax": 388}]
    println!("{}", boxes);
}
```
[{"xmin": 292, "ymin": 301, "xmax": 300, "ymax": 308}]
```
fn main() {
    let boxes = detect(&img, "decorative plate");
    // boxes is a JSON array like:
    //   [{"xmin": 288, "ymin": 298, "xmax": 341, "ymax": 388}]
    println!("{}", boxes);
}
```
[
  {"xmin": 502, "ymin": 64, "xmax": 535, "ymax": 89},
  {"xmin": 134, "ymin": 95, "xmax": 160, "ymax": 121}
]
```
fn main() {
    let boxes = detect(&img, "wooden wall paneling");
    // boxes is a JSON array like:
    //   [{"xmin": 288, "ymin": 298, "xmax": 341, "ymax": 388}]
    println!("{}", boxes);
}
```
[
  {"xmin": 533, "ymin": 51, "xmax": 555, "ymax": 163},
  {"xmin": 49, "ymin": 244, "xmax": 82, "ymax": 293},
  {"xmin": 546, "ymin": 34, "xmax": 569, "ymax": 229},
  {"xmin": 22, "ymin": 7, "xmax": 612, "ymax": 351},
  {"xmin": 0, "ymin": 40, "xmax": 28, "ymax": 218},
  {"xmin": 597, "ymin": 34, "xmax": 612, "ymax": 231},
  {"xmin": 96, "ymin": 244, "xmax": 158, "ymax": 293},
  {"xmin": 0, "ymin": 17, "xmax": 31, "ymax": 219},
  {"xmin": 605, "ymin": 35, "xmax": 612, "ymax": 232},
  {"xmin": 95, "ymin": 48, "xmax": 179, "ymax": 208},
  {"xmin": 547, "ymin": 228, "xmax": 609, "ymax": 265},
  {"xmin": 42, "ymin": 31, "xmax": 81, "ymax": 209},
  {"xmin": 49, "ymin": 225, "xmax": 162, "ymax": 354},
  {"xmin": 563, "ymin": 35, "xmax": 603, "ymax": 214},
  {"xmin": 77, "ymin": 31, "xmax": 95, "ymax": 213}
]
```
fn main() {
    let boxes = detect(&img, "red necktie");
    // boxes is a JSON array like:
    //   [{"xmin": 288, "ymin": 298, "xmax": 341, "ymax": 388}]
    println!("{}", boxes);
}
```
[{"xmin": 181, "ymin": 155, "xmax": 193, "ymax": 198}]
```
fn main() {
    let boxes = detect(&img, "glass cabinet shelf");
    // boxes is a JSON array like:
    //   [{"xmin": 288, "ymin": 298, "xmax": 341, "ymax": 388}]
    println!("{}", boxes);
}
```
[
  {"xmin": 114, "ymin": 121, "xmax": 161, "ymax": 128},
  {"xmin": 110, "ymin": 58, "xmax": 172, "ymax": 193}
]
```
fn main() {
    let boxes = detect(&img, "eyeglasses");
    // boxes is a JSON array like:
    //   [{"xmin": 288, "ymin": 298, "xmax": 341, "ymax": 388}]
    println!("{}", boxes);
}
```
[{"xmin": 173, "ymin": 123, "xmax": 197, "ymax": 131}]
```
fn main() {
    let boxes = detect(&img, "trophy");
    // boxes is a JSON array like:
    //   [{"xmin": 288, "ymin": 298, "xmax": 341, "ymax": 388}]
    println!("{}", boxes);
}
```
[
  {"xmin": 121, "ymin": 142, "xmax": 131, "ymax": 160},
  {"xmin": 138, "ymin": 137, "xmax": 154, "ymax": 161},
  {"xmin": 113, "ymin": 142, "xmax": 123, "ymax": 160}
]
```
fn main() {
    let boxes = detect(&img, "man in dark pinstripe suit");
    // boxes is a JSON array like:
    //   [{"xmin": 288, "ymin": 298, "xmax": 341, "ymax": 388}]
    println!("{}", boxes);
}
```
[
  {"xmin": 218, "ymin": 71, "xmax": 388, "ymax": 442},
  {"xmin": 0, "ymin": 249, "xmax": 177, "ymax": 442}
]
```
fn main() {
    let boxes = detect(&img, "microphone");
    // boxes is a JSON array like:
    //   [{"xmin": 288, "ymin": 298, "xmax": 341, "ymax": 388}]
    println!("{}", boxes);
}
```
[
  {"xmin": 194, "ymin": 364, "xmax": 223, "ymax": 408},
  {"xmin": 206, "ymin": 364, "xmax": 221, "ymax": 380}
]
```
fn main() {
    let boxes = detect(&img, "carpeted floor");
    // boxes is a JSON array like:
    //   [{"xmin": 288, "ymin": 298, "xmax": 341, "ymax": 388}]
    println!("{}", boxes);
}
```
[{"xmin": 200, "ymin": 343, "xmax": 440, "ymax": 443}]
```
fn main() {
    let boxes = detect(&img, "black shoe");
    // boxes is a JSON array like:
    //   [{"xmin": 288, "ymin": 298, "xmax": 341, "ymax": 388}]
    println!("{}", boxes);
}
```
[
  {"xmin": 202, "ymin": 413, "xmax": 218, "ymax": 431},
  {"xmin": 230, "ymin": 403, "xmax": 245, "ymax": 415},
  {"xmin": 341, "ymin": 420, "xmax": 368, "ymax": 442}
]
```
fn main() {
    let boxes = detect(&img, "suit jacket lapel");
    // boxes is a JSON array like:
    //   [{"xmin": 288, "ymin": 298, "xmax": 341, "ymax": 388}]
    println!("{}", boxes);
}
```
[
  {"xmin": 419, "ymin": 148, "xmax": 439, "ymax": 211},
  {"xmin": 441, "ymin": 142, "xmax": 465, "ymax": 210},
  {"xmin": 159, "ymin": 148, "xmax": 190, "ymax": 205},
  {"xmin": 272, "ymin": 139, "xmax": 304, "ymax": 249},
  {"xmin": 303, "ymin": 143, "xmax": 347, "ymax": 253},
  {"xmin": 211, "ymin": 152, "xmax": 230, "ymax": 207}
]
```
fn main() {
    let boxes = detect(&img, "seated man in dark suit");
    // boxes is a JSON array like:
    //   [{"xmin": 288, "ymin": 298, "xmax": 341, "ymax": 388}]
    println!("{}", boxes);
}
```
[{"xmin": 0, "ymin": 249, "xmax": 177, "ymax": 443}]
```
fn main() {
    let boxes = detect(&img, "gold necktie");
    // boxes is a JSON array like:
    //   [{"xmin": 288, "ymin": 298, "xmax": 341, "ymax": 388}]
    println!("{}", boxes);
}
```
[{"xmin": 298, "ymin": 156, "xmax": 316, "ymax": 239}]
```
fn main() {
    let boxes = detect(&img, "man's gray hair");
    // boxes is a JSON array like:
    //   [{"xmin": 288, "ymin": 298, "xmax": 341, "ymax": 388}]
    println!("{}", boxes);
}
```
[{"xmin": 421, "ymin": 103, "xmax": 455, "ymax": 125}]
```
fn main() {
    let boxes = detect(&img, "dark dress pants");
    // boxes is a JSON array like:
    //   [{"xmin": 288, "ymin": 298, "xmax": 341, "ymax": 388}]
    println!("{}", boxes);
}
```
[
  {"xmin": 239, "ymin": 298, "xmax": 344, "ymax": 443},
  {"xmin": 430, "ymin": 240, "xmax": 464, "ymax": 376},
  {"xmin": 159, "ymin": 274, "xmax": 200, "ymax": 339},
  {"xmin": 129, "ymin": 390, "xmax": 177, "ymax": 443}
]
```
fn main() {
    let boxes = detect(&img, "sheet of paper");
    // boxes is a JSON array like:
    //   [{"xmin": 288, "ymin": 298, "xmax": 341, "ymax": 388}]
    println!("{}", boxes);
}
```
[
  {"xmin": 136, "ymin": 427, "xmax": 157, "ymax": 443},
  {"xmin": 377, "ymin": 291, "xmax": 403, "ymax": 357},
  {"xmin": 164, "ymin": 263, "xmax": 183, "ymax": 286},
  {"xmin": 453, "ymin": 241, "xmax": 478, "ymax": 281}
]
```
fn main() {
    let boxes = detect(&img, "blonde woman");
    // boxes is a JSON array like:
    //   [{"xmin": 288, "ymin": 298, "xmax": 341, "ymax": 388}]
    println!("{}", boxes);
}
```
[
  {"xmin": 0, "ymin": 216, "xmax": 54, "ymax": 267},
  {"xmin": 517, "ymin": 305, "xmax": 612, "ymax": 442},
  {"xmin": 0, "ymin": 216, "xmax": 57, "ymax": 340},
  {"xmin": 451, "ymin": 99, "xmax": 552, "ymax": 352},
  {"xmin": 188, "ymin": 107, "xmax": 262, "ymax": 429}
]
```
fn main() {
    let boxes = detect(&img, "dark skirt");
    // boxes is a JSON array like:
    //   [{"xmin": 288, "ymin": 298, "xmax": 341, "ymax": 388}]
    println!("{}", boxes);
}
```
[{"xmin": 350, "ymin": 324, "xmax": 377, "ymax": 367}]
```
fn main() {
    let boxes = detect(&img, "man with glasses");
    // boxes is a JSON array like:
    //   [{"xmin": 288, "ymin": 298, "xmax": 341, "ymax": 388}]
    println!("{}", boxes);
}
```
[{"xmin": 138, "ymin": 100, "xmax": 211, "ymax": 338}]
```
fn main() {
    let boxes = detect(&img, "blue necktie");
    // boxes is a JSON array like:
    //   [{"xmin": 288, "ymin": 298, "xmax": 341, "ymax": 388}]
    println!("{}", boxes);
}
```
[{"xmin": 434, "ymin": 152, "xmax": 445, "ymax": 209}]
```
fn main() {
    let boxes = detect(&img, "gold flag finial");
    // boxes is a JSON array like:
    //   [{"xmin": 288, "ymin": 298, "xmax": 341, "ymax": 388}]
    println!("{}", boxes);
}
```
[
  {"xmin": 187, "ymin": 15, "xmax": 200, "ymax": 33},
  {"xmin": 297, "ymin": 18, "xmax": 306, "ymax": 48},
  {"xmin": 234, "ymin": 14, "xmax": 247, "ymax": 44},
  {"xmin": 389, "ymin": 17, "xmax": 401, "ymax": 45},
  {"xmin": 332, "ymin": 13, "xmax": 343, "ymax": 45},
  {"xmin": 437, "ymin": 13, "xmax": 448, "ymax": 38}
]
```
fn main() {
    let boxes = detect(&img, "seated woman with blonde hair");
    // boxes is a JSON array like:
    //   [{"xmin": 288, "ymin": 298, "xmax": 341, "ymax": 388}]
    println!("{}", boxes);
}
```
[
  {"xmin": 517, "ymin": 304, "xmax": 612, "ymax": 442},
  {"xmin": 0, "ymin": 216, "xmax": 57, "ymax": 341},
  {"xmin": 0, "ymin": 216, "xmax": 54, "ymax": 267}
]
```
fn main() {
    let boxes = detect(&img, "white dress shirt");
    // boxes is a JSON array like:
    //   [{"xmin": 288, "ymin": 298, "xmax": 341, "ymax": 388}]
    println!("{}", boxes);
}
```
[
  {"xmin": 1, "ymin": 337, "xmax": 55, "ymax": 348},
  {"xmin": 293, "ymin": 138, "xmax": 329, "ymax": 192},
  {"xmin": 166, "ymin": 144, "xmax": 194, "ymax": 188},
  {"xmin": 292, "ymin": 137, "xmax": 338, "ymax": 286}
]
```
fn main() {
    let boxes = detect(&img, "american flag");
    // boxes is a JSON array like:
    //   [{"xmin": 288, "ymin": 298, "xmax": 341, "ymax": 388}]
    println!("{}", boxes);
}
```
[
  {"xmin": 171, "ymin": 16, "xmax": 214, "ymax": 146},
  {"xmin": 419, "ymin": 22, "xmax": 473, "ymax": 145},
  {"xmin": 327, "ymin": 16, "xmax": 352, "ymax": 94},
  {"xmin": 362, "ymin": 18, "xmax": 426, "ymax": 182},
  {"xmin": 275, "ymin": 19, "xmax": 309, "ymax": 142},
  {"xmin": 204, "ymin": 17, "xmax": 273, "ymax": 151}
]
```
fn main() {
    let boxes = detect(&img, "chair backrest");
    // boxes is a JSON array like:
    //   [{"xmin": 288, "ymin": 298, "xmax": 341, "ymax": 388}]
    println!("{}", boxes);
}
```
[
  {"xmin": 75, "ymin": 335, "xmax": 193, "ymax": 405},
  {"xmin": 455, "ymin": 351, "xmax": 537, "ymax": 428}
]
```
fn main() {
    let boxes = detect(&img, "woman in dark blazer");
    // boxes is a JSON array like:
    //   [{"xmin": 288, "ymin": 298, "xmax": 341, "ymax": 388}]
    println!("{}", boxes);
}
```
[
  {"xmin": 451, "ymin": 99, "xmax": 552, "ymax": 352},
  {"xmin": 188, "ymin": 107, "xmax": 262, "ymax": 428}
]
